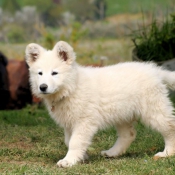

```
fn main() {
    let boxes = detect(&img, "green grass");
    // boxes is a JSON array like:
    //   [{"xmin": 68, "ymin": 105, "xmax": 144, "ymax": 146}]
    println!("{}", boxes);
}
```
[
  {"xmin": 1, "ymin": 105, "xmax": 175, "ymax": 174},
  {"xmin": 106, "ymin": 0, "xmax": 174, "ymax": 16},
  {"xmin": 6, "ymin": 0, "xmax": 174, "ymax": 17}
]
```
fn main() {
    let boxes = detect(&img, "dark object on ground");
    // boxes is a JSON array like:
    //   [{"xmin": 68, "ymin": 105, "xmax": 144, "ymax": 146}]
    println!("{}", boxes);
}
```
[{"xmin": 0, "ymin": 52, "xmax": 10, "ymax": 109}]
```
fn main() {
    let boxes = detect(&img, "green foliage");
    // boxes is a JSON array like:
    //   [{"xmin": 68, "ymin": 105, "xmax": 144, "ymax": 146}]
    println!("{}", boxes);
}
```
[
  {"xmin": 35, "ymin": 24, "xmax": 56, "ymax": 49},
  {"xmin": 132, "ymin": 15, "xmax": 175, "ymax": 62},
  {"xmin": 60, "ymin": 22, "xmax": 88, "ymax": 47},
  {"xmin": 64, "ymin": 0, "xmax": 96, "ymax": 22},
  {"xmin": 9, "ymin": 0, "xmax": 63, "ymax": 27},
  {"xmin": 0, "ymin": 0, "xmax": 174, "ymax": 45},
  {"xmin": 69, "ymin": 22, "xmax": 88, "ymax": 45},
  {"xmin": 43, "ymin": 33, "xmax": 55, "ymax": 50},
  {"xmin": 2, "ymin": 0, "xmax": 20, "ymax": 14},
  {"xmin": 7, "ymin": 25, "xmax": 26, "ymax": 43},
  {"xmin": 17, "ymin": 0, "xmax": 52, "ymax": 13},
  {"xmin": 106, "ymin": 0, "xmax": 173, "ymax": 16}
]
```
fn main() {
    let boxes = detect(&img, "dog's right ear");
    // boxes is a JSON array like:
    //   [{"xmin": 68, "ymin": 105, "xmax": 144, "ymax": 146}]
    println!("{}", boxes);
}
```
[
  {"xmin": 25, "ymin": 43, "xmax": 45, "ymax": 67},
  {"xmin": 53, "ymin": 41, "xmax": 76, "ymax": 64}
]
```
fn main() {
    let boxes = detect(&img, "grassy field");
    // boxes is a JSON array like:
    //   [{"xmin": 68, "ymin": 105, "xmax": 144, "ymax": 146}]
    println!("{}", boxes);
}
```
[
  {"xmin": 14, "ymin": 0, "xmax": 175, "ymax": 17},
  {"xmin": 106, "ymin": 0, "xmax": 174, "ymax": 16},
  {"xmin": 1, "ymin": 105, "xmax": 175, "ymax": 174}
]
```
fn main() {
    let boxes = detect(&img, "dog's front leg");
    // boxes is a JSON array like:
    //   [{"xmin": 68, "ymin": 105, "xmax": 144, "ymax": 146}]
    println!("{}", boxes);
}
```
[
  {"xmin": 57, "ymin": 125, "xmax": 97, "ymax": 168},
  {"xmin": 64, "ymin": 128, "xmax": 71, "ymax": 148}
]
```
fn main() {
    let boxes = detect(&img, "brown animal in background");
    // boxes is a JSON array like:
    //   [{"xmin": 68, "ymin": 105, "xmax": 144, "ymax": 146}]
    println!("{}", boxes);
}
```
[
  {"xmin": 6, "ymin": 60, "xmax": 32, "ymax": 109},
  {"xmin": 0, "ymin": 52, "xmax": 10, "ymax": 109}
]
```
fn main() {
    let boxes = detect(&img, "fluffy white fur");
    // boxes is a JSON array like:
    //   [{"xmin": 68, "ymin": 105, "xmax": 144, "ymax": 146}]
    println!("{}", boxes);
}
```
[{"xmin": 25, "ymin": 41, "xmax": 175, "ymax": 168}]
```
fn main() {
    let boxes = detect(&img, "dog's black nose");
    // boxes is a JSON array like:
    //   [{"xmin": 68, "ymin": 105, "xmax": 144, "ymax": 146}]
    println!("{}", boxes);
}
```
[{"xmin": 40, "ymin": 84, "xmax": 48, "ymax": 92}]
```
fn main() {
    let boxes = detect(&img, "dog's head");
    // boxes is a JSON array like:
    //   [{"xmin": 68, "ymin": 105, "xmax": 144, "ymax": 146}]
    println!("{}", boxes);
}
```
[{"xmin": 25, "ymin": 41, "xmax": 76, "ymax": 98}]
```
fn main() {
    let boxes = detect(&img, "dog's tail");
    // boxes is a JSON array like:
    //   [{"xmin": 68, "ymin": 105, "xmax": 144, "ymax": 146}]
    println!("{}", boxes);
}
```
[{"xmin": 159, "ymin": 69, "xmax": 175, "ymax": 90}]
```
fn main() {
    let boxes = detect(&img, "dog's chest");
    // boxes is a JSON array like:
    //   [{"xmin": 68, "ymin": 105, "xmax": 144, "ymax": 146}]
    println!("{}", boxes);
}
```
[{"xmin": 47, "ymin": 99, "xmax": 78, "ymax": 128}]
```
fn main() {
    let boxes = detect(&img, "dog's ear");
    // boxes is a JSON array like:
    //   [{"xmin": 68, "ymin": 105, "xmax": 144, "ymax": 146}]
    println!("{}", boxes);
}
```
[
  {"xmin": 25, "ymin": 43, "xmax": 45, "ymax": 67},
  {"xmin": 53, "ymin": 41, "xmax": 76, "ymax": 64}
]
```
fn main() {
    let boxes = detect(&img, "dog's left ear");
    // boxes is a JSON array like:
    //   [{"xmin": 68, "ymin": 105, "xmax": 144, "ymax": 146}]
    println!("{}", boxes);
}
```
[
  {"xmin": 53, "ymin": 41, "xmax": 76, "ymax": 64},
  {"xmin": 25, "ymin": 43, "xmax": 45, "ymax": 67}
]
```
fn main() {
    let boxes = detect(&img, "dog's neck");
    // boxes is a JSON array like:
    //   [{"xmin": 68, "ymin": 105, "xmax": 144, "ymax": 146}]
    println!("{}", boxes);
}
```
[
  {"xmin": 51, "ymin": 102, "xmax": 55, "ymax": 112},
  {"xmin": 50, "ymin": 95, "xmax": 65, "ymax": 112}
]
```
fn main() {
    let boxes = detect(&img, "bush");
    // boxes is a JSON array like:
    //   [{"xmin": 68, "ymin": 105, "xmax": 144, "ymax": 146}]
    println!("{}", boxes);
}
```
[{"xmin": 132, "ymin": 14, "xmax": 175, "ymax": 62}]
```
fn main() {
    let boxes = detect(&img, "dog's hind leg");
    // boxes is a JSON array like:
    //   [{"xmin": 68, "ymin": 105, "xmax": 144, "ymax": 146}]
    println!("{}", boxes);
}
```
[
  {"xmin": 141, "ymin": 93, "xmax": 175, "ymax": 159},
  {"xmin": 146, "ymin": 113, "xmax": 175, "ymax": 159},
  {"xmin": 101, "ymin": 122, "xmax": 136, "ymax": 157}
]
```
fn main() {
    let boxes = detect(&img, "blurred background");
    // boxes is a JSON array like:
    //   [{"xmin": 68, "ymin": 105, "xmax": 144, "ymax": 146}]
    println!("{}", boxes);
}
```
[
  {"xmin": 0, "ymin": 0, "xmax": 175, "ymax": 109},
  {"xmin": 0, "ymin": 0, "xmax": 174, "ymax": 63}
]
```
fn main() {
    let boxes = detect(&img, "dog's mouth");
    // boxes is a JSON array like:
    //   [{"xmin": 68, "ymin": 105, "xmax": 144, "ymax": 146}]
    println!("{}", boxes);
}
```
[
  {"xmin": 39, "ymin": 90, "xmax": 58, "ymax": 95},
  {"xmin": 39, "ymin": 92, "xmax": 51, "ymax": 95}
]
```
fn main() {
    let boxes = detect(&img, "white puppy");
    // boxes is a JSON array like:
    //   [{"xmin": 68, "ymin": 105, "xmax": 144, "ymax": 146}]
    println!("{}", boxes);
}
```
[{"xmin": 25, "ymin": 41, "xmax": 175, "ymax": 168}]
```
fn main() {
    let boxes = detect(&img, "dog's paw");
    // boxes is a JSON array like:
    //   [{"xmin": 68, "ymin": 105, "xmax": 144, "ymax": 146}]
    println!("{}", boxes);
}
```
[
  {"xmin": 57, "ymin": 159, "xmax": 75, "ymax": 168},
  {"xmin": 101, "ymin": 150, "xmax": 116, "ymax": 158},
  {"xmin": 153, "ymin": 151, "xmax": 171, "ymax": 160},
  {"xmin": 57, "ymin": 154, "xmax": 88, "ymax": 168}
]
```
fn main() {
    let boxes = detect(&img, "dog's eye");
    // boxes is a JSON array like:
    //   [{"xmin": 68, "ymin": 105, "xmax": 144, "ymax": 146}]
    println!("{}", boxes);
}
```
[
  {"xmin": 38, "ymin": 72, "xmax": 43, "ymax": 75},
  {"xmin": 52, "ymin": 72, "xmax": 58, "ymax": 76}
]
